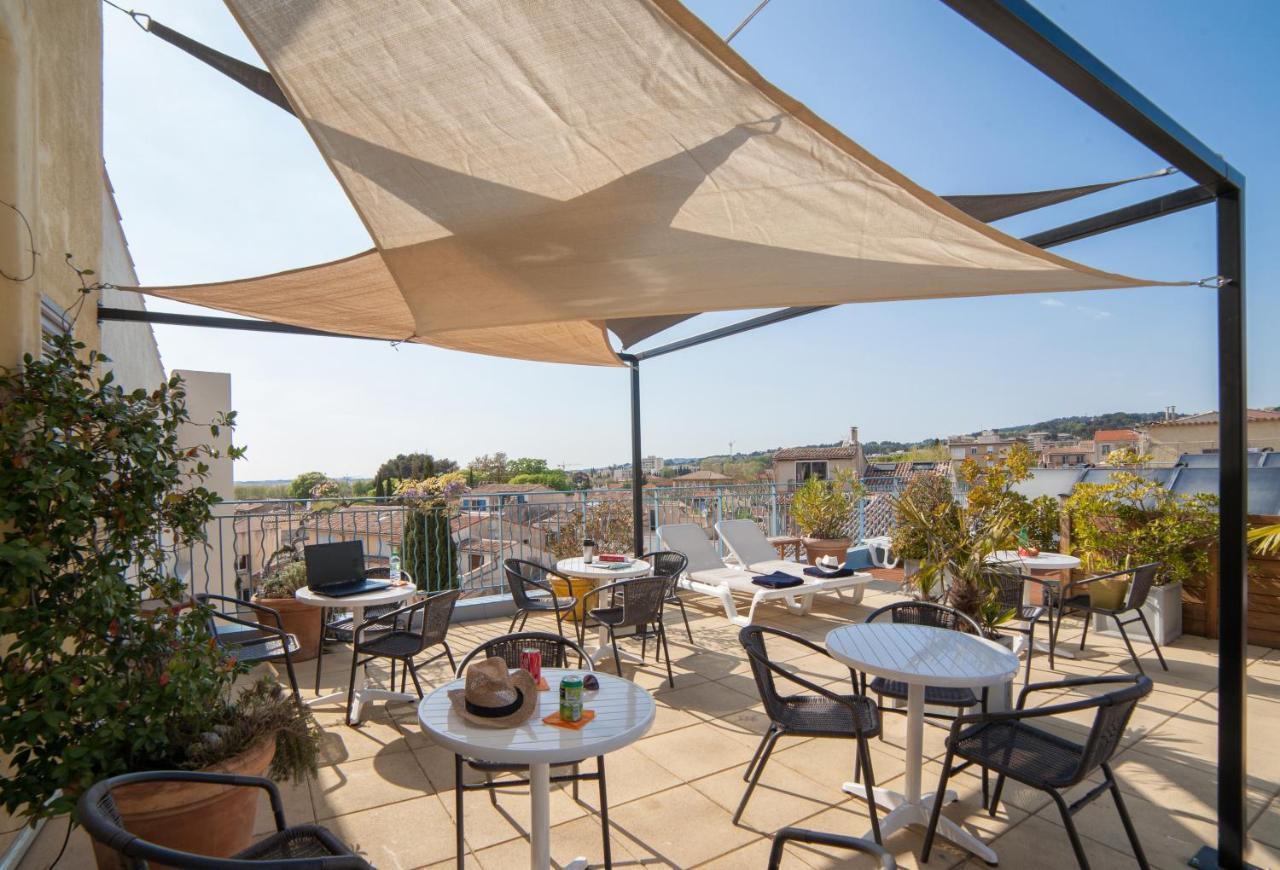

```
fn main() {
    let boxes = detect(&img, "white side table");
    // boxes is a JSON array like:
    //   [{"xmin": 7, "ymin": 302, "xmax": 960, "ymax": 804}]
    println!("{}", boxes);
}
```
[
  {"xmin": 419, "ymin": 668, "xmax": 655, "ymax": 870},
  {"xmin": 825, "ymin": 623, "xmax": 1018, "ymax": 864},
  {"xmin": 555, "ymin": 558, "xmax": 651, "ymax": 666},
  {"xmin": 296, "ymin": 583, "xmax": 418, "ymax": 722}
]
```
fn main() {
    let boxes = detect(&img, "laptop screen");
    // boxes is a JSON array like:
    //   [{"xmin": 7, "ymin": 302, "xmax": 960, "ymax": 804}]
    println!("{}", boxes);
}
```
[{"xmin": 304, "ymin": 541, "xmax": 366, "ymax": 589}]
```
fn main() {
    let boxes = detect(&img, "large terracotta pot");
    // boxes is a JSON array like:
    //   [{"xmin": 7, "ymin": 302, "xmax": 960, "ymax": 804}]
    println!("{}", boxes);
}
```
[
  {"xmin": 801, "ymin": 537, "xmax": 851, "ymax": 566},
  {"xmin": 252, "ymin": 594, "xmax": 322, "ymax": 661},
  {"xmin": 92, "ymin": 735, "xmax": 276, "ymax": 870}
]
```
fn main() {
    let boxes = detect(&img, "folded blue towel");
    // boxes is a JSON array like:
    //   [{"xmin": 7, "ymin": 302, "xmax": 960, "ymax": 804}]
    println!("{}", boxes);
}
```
[
  {"xmin": 804, "ymin": 566, "xmax": 854, "ymax": 578},
  {"xmin": 751, "ymin": 572, "xmax": 804, "ymax": 590}
]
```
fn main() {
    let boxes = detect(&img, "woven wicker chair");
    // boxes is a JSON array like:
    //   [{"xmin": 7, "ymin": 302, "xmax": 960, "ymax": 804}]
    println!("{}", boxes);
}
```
[
  {"xmin": 344, "ymin": 588, "xmax": 459, "ymax": 725},
  {"xmin": 582, "ymin": 575, "xmax": 674, "ymax": 686},
  {"xmin": 503, "ymin": 558, "xmax": 579, "ymax": 639},
  {"xmin": 1053, "ymin": 563, "xmax": 1168, "ymax": 675},
  {"xmin": 640, "ymin": 549, "xmax": 693, "ymax": 643},
  {"xmin": 452, "ymin": 632, "xmax": 611, "ymax": 869},
  {"xmin": 768, "ymin": 827, "xmax": 896, "ymax": 869},
  {"xmin": 737, "ymin": 625, "xmax": 883, "ymax": 840},
  {"xmin": 921, "ymin": 674, "xmax": 1153, "ymax": 869},
  {"xmin": 198, "ymin": 593, "xmax": 302, "ymax": 704},
  {"xmin": 77, "ymin": 771, "xmax": 370, "ymax": 868},
  {"xmin": 983, "ymin": 567, "xmax": 1048, "ymax": 684}
]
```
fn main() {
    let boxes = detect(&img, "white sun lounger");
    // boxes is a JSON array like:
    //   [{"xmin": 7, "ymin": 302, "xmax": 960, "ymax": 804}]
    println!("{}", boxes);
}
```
[
  {"xmin": 656, "ymin": 523, "xmax": 871, "ymax": 626},
  {"xmin": 715, "ymin": 519, "xmax": 870, "ymax": 606}
]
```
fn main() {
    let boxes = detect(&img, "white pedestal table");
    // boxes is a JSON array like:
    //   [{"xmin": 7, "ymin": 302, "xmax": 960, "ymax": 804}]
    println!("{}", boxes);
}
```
[
  {"xmin": 419, "ymin": 668, "xmax": 654, "ymax": 870},
  {"xmin": 825, "ymin": 623, "xmax": 1019, "ymax": 864},
  {"xmin": 296, "ymin": 583, "xmax": 418, "ymax": 722}
]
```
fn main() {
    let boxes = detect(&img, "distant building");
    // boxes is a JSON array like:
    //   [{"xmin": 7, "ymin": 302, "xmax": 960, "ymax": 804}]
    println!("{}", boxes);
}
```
[
  {"xmin": 461, "ymin": 483, "xmax": 572, "ymax": 512},
  {"xmin": 641, "ymin": 455, "xmax": 664, "ymax": 474},
  {"xmin": 674, "ymin": 469, "xmax": 733, "ymax": 483},
  {"xmin": 1093, "ymin": 429, "xmax": 1140, "ymax": 463},
  {"xmin": 772, "ymin": 427, "xmax": 866, "ymax": 487},
  {"xmin": 946, "ymin": 430, "xmax": 1023, "ymax": 466},
  {"xmin": 1141, "ymin": 408, "xmax": 1280, "ymax": 463},
  {"xmin": 1043, "ymin": 441, "xmax": 1095, "ymax": 468}
]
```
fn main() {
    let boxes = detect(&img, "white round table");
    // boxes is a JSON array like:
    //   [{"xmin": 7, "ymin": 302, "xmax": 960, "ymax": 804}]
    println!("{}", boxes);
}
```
[
  {"xmin": 825, "ymin": 623, "xmax": 1018, "ymax": 864},
  {"xmin": 555, "ymin": 558, "xmax": 651, "ymax": 666},
  {"xmin": 419, "ymin": 668, "xmax": 655, "ymax": 870},
  {"xmin": 987, "ymin": 550, "xmax": 1081, "ymax": 573},
  {"xmin": 296, "ymin": 583, "xmax": 418, "ymax": 722}
]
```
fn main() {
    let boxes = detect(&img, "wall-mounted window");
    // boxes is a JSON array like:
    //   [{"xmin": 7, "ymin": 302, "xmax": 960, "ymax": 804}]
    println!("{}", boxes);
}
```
[
  {"xmin": 40, "ymin": 296, "xmax": 71, "ymax": 359},
  {"xmin": 796, "ymin": 461, "xmax": 828, "ymax": 481}
]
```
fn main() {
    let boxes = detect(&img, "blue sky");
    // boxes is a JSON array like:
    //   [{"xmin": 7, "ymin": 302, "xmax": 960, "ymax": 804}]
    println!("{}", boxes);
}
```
[{"xmin": 102, "ymin": 1, "xmax": 1278, "ymax": 480}]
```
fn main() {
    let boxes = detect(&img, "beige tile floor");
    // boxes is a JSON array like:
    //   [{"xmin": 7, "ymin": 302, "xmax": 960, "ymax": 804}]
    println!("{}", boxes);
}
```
[{"xmin": 9, "ymin": 575, "xmax": 1280, "ymax": 869}]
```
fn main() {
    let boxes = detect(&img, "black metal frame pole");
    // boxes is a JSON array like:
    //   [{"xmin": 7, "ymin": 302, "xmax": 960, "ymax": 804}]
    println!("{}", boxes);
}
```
[
  {"xmin": 1216, "ymin": 186, "xmax": 1248, "ymax": 869},
  {"xmin": 620, "ymin": 354, "xmax": 646, "ymax": 556}
]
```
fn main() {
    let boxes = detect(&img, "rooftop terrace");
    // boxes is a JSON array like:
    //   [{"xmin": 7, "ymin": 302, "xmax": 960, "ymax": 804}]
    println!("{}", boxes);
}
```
[{"xmin": 11, "ymin": 571, "xmax": 1279, "ymax": 869}]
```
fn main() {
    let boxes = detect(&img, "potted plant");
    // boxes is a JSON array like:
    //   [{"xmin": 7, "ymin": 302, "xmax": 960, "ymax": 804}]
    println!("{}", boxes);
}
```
[
  {"xmin": 1066, "ymin": 456, "xmax": 1218, "ymax": 645},
  {"xmin": 0, "ymin": 325, "xmax": 321, "ymax": 864},
  {"xmin": 790, "ymin": 473, "xmax": 864, "ymax": 565},
  {"xmin": 396, "ymin": 473, "xmax": 466, "ymax": 592},
  {"xmin": 252, "ymin": 558, "xmax": 323, "ymax": 660},
  {"xmin": 891, "ymin": 474, "xmax": 956, "ymax": 590}
]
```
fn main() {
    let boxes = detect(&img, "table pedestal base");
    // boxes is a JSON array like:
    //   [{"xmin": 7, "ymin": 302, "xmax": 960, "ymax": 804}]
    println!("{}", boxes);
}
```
[
  {"xmin": 841, "ymin": 783, "xmax": 996, "ymax": 864},
  {"xmin": 529, "ymin": 761, "xmax": 590, "ymax": 870},
  {"xmin": 309, "ymin": 685, "xmax": 418, "ymax": 723}
]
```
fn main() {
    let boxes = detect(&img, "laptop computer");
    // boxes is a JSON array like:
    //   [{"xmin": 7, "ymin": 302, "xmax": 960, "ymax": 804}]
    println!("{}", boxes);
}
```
[{"xmin": 303, "ymin": 541, "xmax": 391, "ymax": 598}]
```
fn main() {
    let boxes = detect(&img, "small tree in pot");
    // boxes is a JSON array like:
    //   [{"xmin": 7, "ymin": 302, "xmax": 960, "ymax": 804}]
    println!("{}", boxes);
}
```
[
  {"xmin": 790, "ymin": 473, "xmax": 865, "ymax": 565},
  {"xmin": 396, "ymin": 473, "xmax": 466, "ymax": 592},
  {"xmin": 0, "ymin": 324, "xmax": 320, "ymax": 861},
  {"xmin": 252, "ymin": 558, "xmax": 323, "ymax": 661}
]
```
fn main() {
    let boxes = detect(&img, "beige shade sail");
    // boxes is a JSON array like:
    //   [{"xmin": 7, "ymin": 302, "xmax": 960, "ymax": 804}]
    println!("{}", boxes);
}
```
[{"xmin": 133, "ymin": 0, "xmax": 1169, "ymax": 367}]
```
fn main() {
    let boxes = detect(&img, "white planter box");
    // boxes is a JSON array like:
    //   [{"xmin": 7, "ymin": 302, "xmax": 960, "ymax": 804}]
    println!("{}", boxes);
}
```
[
  {"xmin": 1093, "ymin": 580, "xmax": 1183, "ymax": 646},
  {"xmin": 903, "ymin": 558, "xmax": 920, "ymax": 580}
]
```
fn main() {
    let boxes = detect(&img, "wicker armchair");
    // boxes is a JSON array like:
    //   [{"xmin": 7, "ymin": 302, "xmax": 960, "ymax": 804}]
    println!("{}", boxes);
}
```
[
  {"xmin": 198, "ymin": 593, "xmax": 302, "ymax": 704},
  {"xmin": 737, "ymin": 625, "xmax": 883, "ymax": 840},
  {"xmin": 1053, "ymin": 563, "xmax": 1168, "ymax": 675},
  {"xmin": 78, "ymin": 771, "xmax": 370, "ymax": 868},
  {"xmin": 640, "ymin": 549, "xmax": 693, "ymax": 643},
  {"xmin": 503, "ymin": 558, "xmax": 579, "ymax": 638},
  {"xmin": 582, "ymin": 575, "xmax": 673, "ymax": 686},
  {"xmin": 921, "ymin": 674, "xmax": 1154, "ymax": 869},
  {"xmin": 343, "ymin": 588, "xmax": 459, "ymax": 724},
  {"xmin": 983, "ymin": 567, "xmax": 1048, "ymax": 684},
  {"xmin": 452, "ymin": 632, "xmax": 611, "ymax": 869},
  {"xmin": 768, "ymin": 827, "xmax": 896, "ymax": 869}
]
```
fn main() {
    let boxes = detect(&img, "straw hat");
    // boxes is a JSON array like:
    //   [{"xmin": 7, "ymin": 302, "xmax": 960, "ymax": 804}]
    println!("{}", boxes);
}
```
[{"xmin": 448, "ymin": 657, "xmax": 538, "ymax": 728}]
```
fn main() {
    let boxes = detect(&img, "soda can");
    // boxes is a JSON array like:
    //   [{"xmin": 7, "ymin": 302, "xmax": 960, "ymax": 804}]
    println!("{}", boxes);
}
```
[
  {"xmin": 519, "ymin": 648, "xmax": 542, "ymax": 684},
  {"xmin": 559, "ymin": 675, "xmax": 584, "ymax": 722}
]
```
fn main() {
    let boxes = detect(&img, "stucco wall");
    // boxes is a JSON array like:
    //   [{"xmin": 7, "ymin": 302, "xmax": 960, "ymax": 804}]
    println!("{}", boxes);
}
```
[
  {"xmin": 1145, "ymin": 420, "xmax": 1280, "ymax": 463},
  {"xmin": 0, "ymin": 0, "xmax": 105, "ymax": 367},
  {"xmin": 99, "ymin": 170, "xmax": 165, "ymax": 392}
]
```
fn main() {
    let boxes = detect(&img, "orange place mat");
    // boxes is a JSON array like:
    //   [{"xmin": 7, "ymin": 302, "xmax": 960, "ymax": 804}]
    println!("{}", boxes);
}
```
[
  {"xmin": 535, "ymin": 677, "xmax": 550, "ymax": 692},
  {"xmin": 542, "ymin": 709, "xmax": 595, "ymax": 730}
]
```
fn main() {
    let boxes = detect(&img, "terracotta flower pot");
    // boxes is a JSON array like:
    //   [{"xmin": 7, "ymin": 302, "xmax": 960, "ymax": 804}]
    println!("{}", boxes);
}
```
[
  {"xmin": 92, "ymin": 735, "xmax": 276, "ymax": 870},
  {"xmin": 801, "ymin": 537, "xmax": 851, "ymax": 566},
  {"xmin": 251, "ymin": 594, "xmax": 322, "ymax": 661}
]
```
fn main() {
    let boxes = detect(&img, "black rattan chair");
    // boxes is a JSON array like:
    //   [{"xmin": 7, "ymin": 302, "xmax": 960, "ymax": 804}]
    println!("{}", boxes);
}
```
[
  {"xmin": 737, "ymin": 625, "xmax": 883, "ymax": 840},
  {"xmin": 1053, "ymin": 563, "xmax": 1168, "ymax": 675},
  {"xmin": 640, "ymin": 549, "xmax": 693, "ymax": 643},
  {"xmin": 503, "ymin": 558, "xmax": 580, "ymax": 639},
  {"xmin": 983, "ymin": 567, "xmax": 1048, "ymax": 685},
  {"xmin": 344, "ymin": 588, "xmax": 459, "ymax": 725},
  {"xmin": 582, "ymin": 575, "xmax": 674, "ymax": 686},
  {"xmin": 922, "ymin": 674, "xmax": 1153, "ymax": 869},
  {"xmin": 768, "ymin": 827, "xmax": 896, "ymax": 869},
  {"xmin": 314, "ymin": 566, "xmax": 409, "ymax": 695},
  {"xmin": 198, "ymin": 593, "xmax": 302, "ymax": 704},
  {"xmin": 77, "ymin": 771, "xmax": 371, "ymax": 868},
  {"xmin": 452, "ymin": 632, "xmax": 611, "ymax": 869}
]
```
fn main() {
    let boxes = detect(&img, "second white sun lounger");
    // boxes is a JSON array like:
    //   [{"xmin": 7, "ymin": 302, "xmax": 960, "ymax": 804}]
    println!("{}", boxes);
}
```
[
  {"xmin": 715, "ymin": 519, "xmax": 870, "ymax": 606},
  {"xmin": 656, "ymin": 523, "xmax": 870, "ymax": 626}
]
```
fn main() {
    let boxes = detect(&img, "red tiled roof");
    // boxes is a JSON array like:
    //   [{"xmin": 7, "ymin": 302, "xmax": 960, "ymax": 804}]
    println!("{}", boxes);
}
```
[
  {"xmin": 1093, "ymin": 429, "xmax": 1139, "ymax": 442},
  {"xmin": 773, "ymin": 445, "xmax": 859, "ymax": 461}
]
